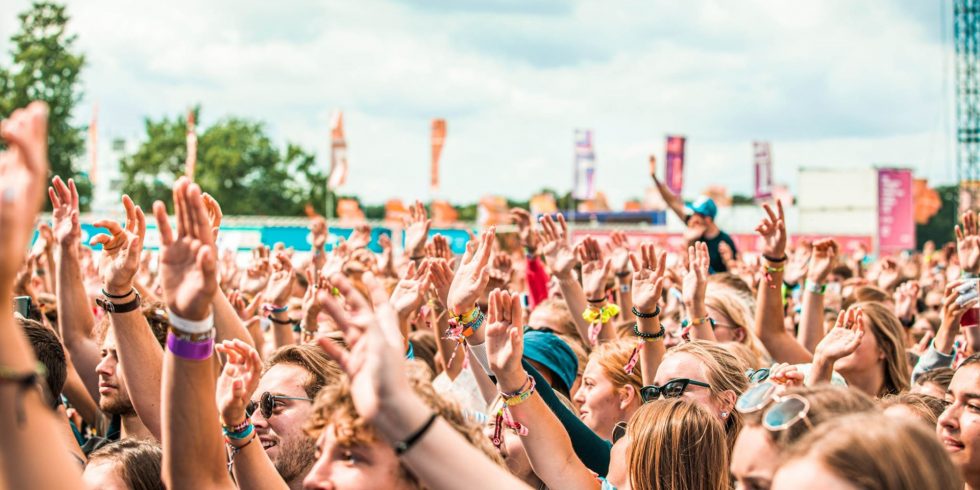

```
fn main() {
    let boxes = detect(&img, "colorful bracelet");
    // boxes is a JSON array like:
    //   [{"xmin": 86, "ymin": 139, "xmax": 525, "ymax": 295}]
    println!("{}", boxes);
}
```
[
  {"xmin": 680, "ymin": 317, "xmax": 715, "ymax": 329},
  {"xmin": 167, "ymin": 331, "xmax": 214, "ymax": 361},
  {"xmin": 223, "ymin": 421, "xmax": 254, "ymax": 440},
  {"xmin": 223, "ymin": 417, "xmax": 251, "ymax": 434},
  {"xmin": 502, "ymin": 375, "xmax": 537, "ymax": 407},
  {"xmin": 804, "ymin": 280, "xmax": 827, "ymax": 295},
  {"xmin": 632, "ymin": 305, "xmax": 661, "ymax": 319},
  {"xmin": 500, "ymin": 374, "xmax": 533, "ymax": 399},
  {"xmin": 263, "ymin": 304, "xmax": 289, "ymax": 314}
]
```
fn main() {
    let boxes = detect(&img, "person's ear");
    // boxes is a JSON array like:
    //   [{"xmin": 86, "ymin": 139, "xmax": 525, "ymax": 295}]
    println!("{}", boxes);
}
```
[
  {"xmin": 620, "ymin": 385, "xmax": 638, "ymax": 410},
  {"xmin": 733, "ymin": 327, "xmax": 747, "ymax": 343},
  {"xmin": 718, "ymin": 390, "xmax": 737, "ymax": 415}
]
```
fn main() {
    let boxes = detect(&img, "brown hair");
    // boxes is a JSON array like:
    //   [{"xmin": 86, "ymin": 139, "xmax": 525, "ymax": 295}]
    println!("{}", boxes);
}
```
[
  {"xmin": 18, "ymin": 317, "xmax": 66, "ymax": 408},
  {"xmin": 777, "ymin": 413, "xmax": 962, "ymax": 490},
  {"xmin": 743, "ymin": 385, "xmax": 876, "ymax": 450},
  {"xmin": 708, "ymin": 272, "xmax": 755, "ymax": 302},
  {"xmin": 87, "ymin": 439, "xmax": 164, "ymax": 490},
  {"xmin": 589, "ymin": 339, "xmax": 643, "ymax": 395},
  {"xmin": 532, "ymin": 298, "xmax": 578, "ymax": 338},
  {"xmin": 666, "ymin": 341, "xmax": 748, "ymax": 446},
  {"xmin": 855, "ymin": 302, "xmax": 910, "ymax": 396},
  {"xmin": 265, "ymin": 344, "xmax": 343, "ymax": 399},
  {"xmin": 408, "ymin": 329, "xmax": 439, "ymax": 377},
  {"xmin": 627, "ymin": 398, "xmax": 729, "ymax": 490},
  {"xmin": 880, "ymin": 392, "xmax": 947, "ymax": 427},
  {"xmin": 917, "ymin": 367, "xmax": 955, "ymax": 390}
]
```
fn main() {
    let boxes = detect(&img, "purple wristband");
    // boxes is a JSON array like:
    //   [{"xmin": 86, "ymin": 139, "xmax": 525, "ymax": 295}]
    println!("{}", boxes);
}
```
[{"xmin": 167, "ymin": 332, "xmax": 214, "ymax": 361}]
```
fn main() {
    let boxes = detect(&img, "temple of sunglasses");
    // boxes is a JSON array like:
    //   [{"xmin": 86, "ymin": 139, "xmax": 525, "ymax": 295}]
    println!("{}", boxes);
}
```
[
  {"xmin": 246, "ymin": 392, "xmax": 313, "ymax": 419},
  {"xmin": 612, "ymin": 421, "xmax": 628, "ymax": 444},
  {"xmin": 745, "ymin": 367, "xmax": 771, "ymax": 384},
  {"xmin": 640, "ymin": 378, "xmax": 711, "ymax": 403},
  {"xmin": 734, "ymin": 382, "xmax": 812, "ymax": 431}
]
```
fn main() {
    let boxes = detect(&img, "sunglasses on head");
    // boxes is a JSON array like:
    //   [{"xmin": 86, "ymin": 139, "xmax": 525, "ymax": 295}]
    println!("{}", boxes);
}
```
[
  {"xmin": 745, "ymin": 367, "xmax": 771, "ymax": 384},
  {"xmin": 640, "ymin": 378, "xmax": 711, "ymax": 403},
  {"xmin": 246, "ymin": 392, "xmax": 313, "ymax": 419},
  {"xmin": 735, "ymin": 381, "xmax": 812, "ymax": 431}
]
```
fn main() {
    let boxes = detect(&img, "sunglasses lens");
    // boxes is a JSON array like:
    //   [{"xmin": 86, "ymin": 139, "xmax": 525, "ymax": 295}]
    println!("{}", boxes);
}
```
[
  {"xmin": 751, "ymin": 369, "xmax": 770, "ymax": 383},
  {"xmin": 736, "ymin": 382, "xmax": 775, "ymax": 413},
  {"xmin": 612, "ymin": 422, "xmax": 627, "ymax": 443},
  {"xmin": 663, "ymin": 381, "xmax": 686, "ymax": 398},
  {"xmin": 640, "ymin": 386, "xmax": 658, "ymax": 403},
  {"xmin": 764, "ymin": 397, "xmax": 807, "ymax": 430},
  {"xmin": 245, "ymin": 401, "xmax": 256, "ymax": 418},
  {"xmin": 261, "ymin": 393, "xmax": 274, "ymax": 419}
]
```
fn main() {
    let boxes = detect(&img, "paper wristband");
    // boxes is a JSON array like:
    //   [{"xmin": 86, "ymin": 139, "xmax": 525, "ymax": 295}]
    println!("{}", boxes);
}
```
[
  {"xmin": 167, "ymin": 310, "xmax": 215, "ymax": 335},
  {"xmin": 467, "ymin": 342, "xmax": 493, "ymax": 376},
  {"xmin": 167, "ymin": 332, "xmax": 214, "ymax": 361}
]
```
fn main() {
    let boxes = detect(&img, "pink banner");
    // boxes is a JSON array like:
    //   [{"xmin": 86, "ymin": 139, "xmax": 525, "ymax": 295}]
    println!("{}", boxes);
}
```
[
  {"xmin": 570, "ymin": 229, "xmax": 872, "ymax": 258},
  {"xmin": 753, "ymin": 141, "xmax": 772, "ymax": 200},
  {"xmin": 665, "ymin": 135, "xmax": 685, "ymax": 195},
  {"xmin": 877, "ymin": 168, "xmax": 915, "ymax": 253}
]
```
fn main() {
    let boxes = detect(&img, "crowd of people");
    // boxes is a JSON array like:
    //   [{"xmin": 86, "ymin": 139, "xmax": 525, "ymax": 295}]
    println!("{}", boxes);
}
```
[{"xmin": 2, "ymin": 100, "xmax": 980, "ymax": 489}]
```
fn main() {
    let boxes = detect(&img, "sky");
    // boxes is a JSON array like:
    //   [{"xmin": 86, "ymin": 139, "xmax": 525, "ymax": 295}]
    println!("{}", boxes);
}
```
[{"xmin": 0, "ymin": 0, "xmax": 958, "ymax": 207}]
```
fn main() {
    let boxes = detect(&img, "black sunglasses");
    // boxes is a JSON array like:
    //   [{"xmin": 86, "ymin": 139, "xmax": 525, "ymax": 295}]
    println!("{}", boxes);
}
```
[
  {"xmin": 612, "ymin": 421, "xmax": 628, "ymax": 444},
  {"xmin": 246, "ymin": 392, "xmax": 313, "ymax": 419},
  {"xmin": 640, "ymin": 378, "xmax": 711, "ymax": 403}
]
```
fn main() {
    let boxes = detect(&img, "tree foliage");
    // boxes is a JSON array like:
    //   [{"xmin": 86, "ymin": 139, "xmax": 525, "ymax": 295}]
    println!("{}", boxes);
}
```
[
  {"xmin": 0, "ymin": 1, "xmax": 89, "ymax": 208},
  {"xmin": 119, "ymin": 108, "xmax": 327, "ymax": 216}
]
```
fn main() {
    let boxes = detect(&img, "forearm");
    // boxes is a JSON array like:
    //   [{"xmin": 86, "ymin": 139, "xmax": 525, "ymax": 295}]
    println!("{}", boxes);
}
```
[
  {"xmin": 685, "ymin": 299, "xmax": 716, "ymax": 342},
  {"xmin": 637, "ymin": 316, "xmax": 666, "ymax": 386},
  {"xmin": 162, "ymin": 353, "xmax": 235, "ymax": 489},
  {"xmin": 558, "ymin": 275, "xmax": 593, "ymax": 343},
  {"xmin": 617, "ymin": 276, "xmax": 634, "ymax": 323},
  {"xmin": 232, "ymin": 440, "xmax": 289, "ymax": 490},
  {"xmin": 432, "ymin": 311, "xmax": 464, "ymax": 380},
  {"xmin": 798, "ymin": 290, "xmax": 826, "ymax": 353},
  {"xmin": 42, "ymin": 249, "xmax": 56, "ymax": 293},
  {"xmin": 109, "ymin": 308, "xmax": 163, "ymax": 440},
  {"xmin": 755, "ymin": 270, "xmax": 812, "ymax": 364},
  {"xmin": 807, "ymin": 355, "xmax": 835, "ymax": 386},
  {"xmin": 55, "ymin": 249, "xmax": 101, "ymax": 397},
  {"xmin": 271, "ymin": 313, "xmax": 296, "ymax": 349},
  {"xmin": 934, "ymin": 320, "xmax": 959, "ymax": 356}
]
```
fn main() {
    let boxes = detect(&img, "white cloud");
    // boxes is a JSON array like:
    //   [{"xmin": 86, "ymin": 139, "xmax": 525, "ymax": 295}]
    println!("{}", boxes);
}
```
[{"xmin": 0, "ymin": 0, "xmax": 956, "ymax": 210}]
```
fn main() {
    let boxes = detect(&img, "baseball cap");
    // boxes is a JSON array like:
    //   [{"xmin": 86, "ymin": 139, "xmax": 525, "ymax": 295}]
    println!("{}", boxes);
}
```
[
  {"xmin": 685, "ymin": 196, "xmax": 718, "ymax": 219},
  {"xmin": 522, "ymin": 330, "xmax": 578, "ymax": 394}
]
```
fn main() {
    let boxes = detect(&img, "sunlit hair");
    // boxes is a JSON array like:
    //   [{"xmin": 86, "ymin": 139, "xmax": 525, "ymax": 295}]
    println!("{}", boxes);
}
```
[
  {"xmin": 743, "ymin": 385, "xmax": 876, "ymax": 449},
  {"xmin": 719, "ymin": 341, "xmax": 763, "ymax": 370},
  {"xmin": 665, "ymin": 340, "xmax": 748, "ymax": 446},
  {"xmin": 777, "ymin": 413, "xmax": 962, "ymax": 490},
  {"xmin": 532, "ymin": 298, "xmax": 578, "ymax": 338},
  {"xmin": 305, "ymin": 369, "xmax": 503, "ymax": 488},
  {"xmin": 407, "ymin": 330, "xmax": 439, "ymax": 377},
  {"xmin": 854, "ymin": 302, "xmax": 910, "ymax": 396},
  {"xmin": 627, "ymin": 398, "xmax": 729, "ymax": 490},
  {"xmin": 265, "ymin": 344, "xmax": 343, "ymax": 399},
  {"xmin": 707, "ymin": 272, "xmax": 755, "ymax": 304},
  {"xmin": 915, "ymin": 367, "xmax": 954, "ymax": 390},
  {"xmin": 87, "ymin": 439, "xmax": 164, "ymax": 490},
  {"xmin": 590, "ymin": 339, "xmax": 643, "ymax": 397},
  {"xmin": 880, "ymin": 392, "xmax": 947, "ymax": 427},
  {"xmin": 705, "ymin": 284, "xmax": 769, "ymax": 362}
]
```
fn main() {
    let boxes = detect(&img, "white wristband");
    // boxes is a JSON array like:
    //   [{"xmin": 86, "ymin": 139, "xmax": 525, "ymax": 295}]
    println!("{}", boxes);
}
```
[
  {"xmin": 167, "ymin": 310, "xmax": 215, "ymax": 334},
  {"xmin": 467, "ymin": 342, "xmax": 493, "ymax": 376}
]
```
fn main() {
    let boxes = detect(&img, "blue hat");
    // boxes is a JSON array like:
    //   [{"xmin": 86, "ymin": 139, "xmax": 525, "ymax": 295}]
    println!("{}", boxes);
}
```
[
  {"xmin": 685, "ymin": 196, "xmax": 718, "ymax": 219},
  {"xmin": 522, "ymin": 330, "xmax": 578, "ymax": 394}
]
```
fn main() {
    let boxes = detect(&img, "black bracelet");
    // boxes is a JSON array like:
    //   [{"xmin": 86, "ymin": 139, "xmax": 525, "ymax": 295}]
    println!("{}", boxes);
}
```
[
  {"xmin": 633, "ymin": 323, "xmax": 666, "ymax": 340},
  {"xmin": 96, "ymin": 291, "xmax": 142, "ymax": 314},
  {"xmin": 409, "ymin": 255, "xmax": 425, "ymax": 261},
  {"xmin": 587, "ymin": 297, "xmax": 606, "ymax": 304},
  {"xmin": 269, "ymin": 316, "xmax": 294, "ymax": 325},
  {"xmin": 762, "ymin": 254, "xmax": 787, "ymax": 263},
  {"xmin": 615, "ymin": 271, "xmax": 631, "ymax": 278},
  {"xmin": 632, "ymin": 305, "xmax": 661, "ymax": 318},
  {"xmin": 102, "ymin": 287, "xmax": 135, "ymax": 299},
  {"xmin": 394, "ymin": 413, "xmax": 439, "ymax": 455}
]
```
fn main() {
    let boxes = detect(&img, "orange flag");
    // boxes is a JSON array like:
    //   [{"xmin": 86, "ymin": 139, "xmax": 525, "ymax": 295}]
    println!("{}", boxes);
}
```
[
  {"xmin": 431, "ymin": 119, "xmax": 447, "ymax": 193},
  {"xmin": 328, "ymin": 111, "xmax": 348, "ymax": 189},
  {"xmin": 185, "ymin": 110, "xmax": 198, "ymax": 180}
]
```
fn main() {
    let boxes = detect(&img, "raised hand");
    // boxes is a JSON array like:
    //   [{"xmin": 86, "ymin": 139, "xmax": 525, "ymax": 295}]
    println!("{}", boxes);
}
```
[
  {"xmin": 813, "ymin": 307, "xmax": 865, "ymax": 364},
  {"xmin": 201, "ymin": 193, "xmax": 222, "ymax": 242},
  {"xmin": 425, "ymin": 258, "xmax": 453, "ymax": 307},
  {"xmin": 263, "ymin": 252, "xmax": 295, "ymax": 306},
  {"xmin": 783, "ymin": 242, "xmax": 811, "ymax": 286},
  {"xmin": 578, "ymin": 236, "xmax": 611, "ymax": 301},
  {"xmin": 538, "ymin": 213, "xmax": 577, "ymax": 278},
  {"xmin": 485, "ymin": 289, "xmax": 526, "ymax": 391},
  {"xmin": 153, "ymin": 177, "xmax": 218, "ymax": 320},
  {"xmin": 390, "ymin": 262, "xmax": 431, "ymax": 319},
  {"xmin": 877, "ymin": 258, "xmax": 902, "ymax": 291},
  {"xmin": 893, "ymin": 281, "xmax": 920, "ymax": 323},
  {"xmin": 769, "ymin": 363, "xmax": 805, "ymax": 389},
  {"xmin": 322, "ymin": 239, "xmax": 349, "ymax": 278},
  {"xmin": 510, "ymin": 208, "xmax": 538, "ymax": 253},
  {"xmin": 404, "ymin": 200, "xmax": 431, "ymax": 259},
  {"xmin": 239, "ymin": 245, "xmax": 271, "ymax": 296},
  {"xmin": 940, "ymin": 280, "xmax": 979, "ymax": 340},
  {"xmin": 630, "ymin": 242, "xmax": 666, "ymax": 312},
  {"xmin": 682, "ymin": 242, "xmax": 709, "ymax": 311},
  {"xmin": 215, "ymin": 339, "xmax": 262, "ymax": 426},
  {"xmin": 756, "ymin": 200, "xmax": 787, "ymax": 259},
  {"xmin": 376, "ymin": 234, "xmax": 396, "ymax": 277},
  {"xmin": 957, "ymin": 211, "xmax": 980, "ymax": 275},
  {"xmin": 49, "ymin": 176, "xmax": 81, "ymax": 247},
  {"xmin": 487, "ymin": 253, "xmax": 513, "ymax": 292},
  {"xmin": 0, "ymin": 103, "xmax": 50, "ymax": 273},
  {"xmin": 310, "ymin": 216, "xmax": 328, "ymax": 249},
  {"xmin": 447, "ymin": 227, "xmax": 495, "ymax": 315},
  {"xmin": 807, "ymin": 239, "xmax": 839, "ymax": 284},
  {"xmin": 302, "ymin": 267, "xmax": 327, "ymax": 328},
  {"xmin": 90, "ymin": 195, "xmax": 146, "ymax": 295},
  {"xmin": 607, "ymin": 230, "xmax": 632, "ymax": 276},
  {"xmin": 347, "ymin": 224, "xmax": 371, "ymax": 250}
]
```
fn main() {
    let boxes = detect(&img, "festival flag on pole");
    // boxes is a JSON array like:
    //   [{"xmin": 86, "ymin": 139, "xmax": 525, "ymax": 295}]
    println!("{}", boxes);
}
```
[
  {"xmin": 573, "ymin": 129, "xmax": 596, "ymax": 200},
  {"xmin": 664, "ymin": 135, "xmax": 685, "ymax": 195},
  {"xmin": 328, "ymin": 111, "xmax": 348, "ymax": 189},
  {"xmin": 753, "ymin": 141, "xmax": 773, "ymax": 200},
  {"xmin": 185, "ymin": 109, "xmax": 197, "ymax": 180},
  {"xmin": 431, "ymin": 119, "xmax": 447, "ymax": 194},
  {"xmin": 88, "ymin": 103, "xmax": 98, "ymax": 185}
]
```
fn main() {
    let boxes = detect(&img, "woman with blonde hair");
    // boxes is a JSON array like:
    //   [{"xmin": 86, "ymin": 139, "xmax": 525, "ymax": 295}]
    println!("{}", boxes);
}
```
[
  {"xmin": 573, "ymin": 339, "xmax": 644, "ymax": 440},
  {"xmin": 772, "ymin": 413, "xmax": 962, "ymax": 490},
  {"xmin": 705, "ymin": 285, "xmax": 770, "ymax": 361}
]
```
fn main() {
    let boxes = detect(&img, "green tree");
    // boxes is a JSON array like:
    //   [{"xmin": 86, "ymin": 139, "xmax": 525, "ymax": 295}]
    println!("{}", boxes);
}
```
[
  {"xmin": 0, "ymin": 2, "xmax": 89, "ymax": 208},
  {"xmin": 120, "ymin": 109, "xmax": 327, "ymax": 216}
]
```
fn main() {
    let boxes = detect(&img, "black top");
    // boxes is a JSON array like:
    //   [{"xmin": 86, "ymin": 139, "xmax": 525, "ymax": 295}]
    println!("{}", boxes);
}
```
[{"xmin": 701, "ymin": 230, "xmax": 738, "ymax": 274}]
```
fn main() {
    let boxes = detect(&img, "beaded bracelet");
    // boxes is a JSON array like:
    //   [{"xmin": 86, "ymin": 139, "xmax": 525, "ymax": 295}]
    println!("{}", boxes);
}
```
[
  {"xmin": 223, "ymin": 421, "xmax": 255, "ymax": 440},
  {"xmin": 633, "ymin": 323, "xmax": 666, "ymax": 341},
  {"xmin": 223, "ymin": 417, "xmax": 251, "ymax": 434},
  {"xmin": 500, "ymin": 374, "xmax": 533, "ymax": 399},
  {"xmin": 632, "ymin": 305, "xmax": 661, "ymax": 319}
]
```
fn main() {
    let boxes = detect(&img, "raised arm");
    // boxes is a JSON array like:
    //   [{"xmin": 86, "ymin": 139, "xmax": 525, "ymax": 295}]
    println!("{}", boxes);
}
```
[
  {"xmin": 91, "ymin": 195, "xmax": 163, "ymax": 440},
  {"xmin": 49, "ymin": 175, "xmax": 101, "ymax": 400},
  {"xmin": 579, "ymin": 237, "xmax": 616, "ymax": 345},
  {"xmin": 633, "ymin": 243, "xmax": 669, "ymax": 387},
  {"xmin": 798, "ymin": 239, "xmax": 838, "ymax": 352},
  {"xmin": 753, "ymin": 201, "xmax": 813, "ymax": 364},
  {"xmin": 426, "ymin": 258, "xmax": 466, "ymax": 380},
  {"xmin": 682, "ymin": 242, "xmax": 715, "ymax": 342},
  {"xmin": 155, "ymin": 177, "xmax": 235, "ymax": 489},
  {"xmin": 0, "ymin": 101, "xmax": 84, "ymax": 489},
  {"xmin": 263, "ymin": 252, "xmax": 298, "ymax": 349},
  {"xmin": 650, "ymin": 156, "xmax": 687, "ymax": 221},
  {"xmin": 404, "ymin": 200, "xmax": 432, "ymax": 264},
  {"xmin": 391, "ymin": 262, "xmax": 431, "ymax": 349},
  {"xmin": 608, "ymin": 231, "xmax": 634, "ymax": 323},
  {"xmin": 538, "ymin": 214, "xmax": 591, "ymax": 342},
  {"xmin": 809, "ymin": 308, "xmax": 864, "ymax": 386}
]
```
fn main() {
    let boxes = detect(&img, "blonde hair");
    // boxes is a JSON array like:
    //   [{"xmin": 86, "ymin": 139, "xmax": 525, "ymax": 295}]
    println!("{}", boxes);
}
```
[
  {"xmin": 705, "ymin": 284, "xmax": 769, "ymax": 362},
  {"xmin": 719, "ymin": 341, "xmax": 764, "ymax": 370},
  {"xmin": 590, "ymin": 339, "xmax": 643, "ymax": 396},
  {"xmin": 879, "ymin": 392, "xmax": 947, "ymax": 428},
  {"xmin": 778, "ymin": 413, "xmax": 962, "ymax": 490},
  {"xmin": 627, "ymin": 398, "xmax": 729, "ymax": 490},
  {"xmin": 855, "ymin": 302, "xmax": 910, "ymax": 396},
  {"xmin": 743, "ymin": 385, "xmax": 876, "ymax": 450},
  {"xmin": 665, "ymin": 341, "xmax": 748, "ymax": 446}
]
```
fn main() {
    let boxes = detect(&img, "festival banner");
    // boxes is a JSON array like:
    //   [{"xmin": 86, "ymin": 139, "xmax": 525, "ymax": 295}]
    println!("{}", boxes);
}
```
[
  {"xmin": 328, "ymin": 111, "xmax": 348, "ymax": 189},
  {"xmin": 573, "ymin": 129, "xmax": 596, "ymax": 200},
  {"xmin": 88, "ymin": 103, "xmax": 98, "ymax": 185},
  {"xmin": 664, "ymin": 135, "xmax": 685, "ymax": 195},
  {"xmin": 877, "ymin": 168, "xmax": 915, "ymax": 253},
  {"xmin": 753, "ymin": 141, "xmax": 773, "ymax": 200},
  {"xmin": 431, "ymin": 119, "xmax": 447, "ymax": 193}
]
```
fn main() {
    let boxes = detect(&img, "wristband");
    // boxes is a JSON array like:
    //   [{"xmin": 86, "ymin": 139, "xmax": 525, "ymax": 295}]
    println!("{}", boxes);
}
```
[
  {"xmin": 633, "ymin": 323, "xmax": 665, "ymax": 340},
  {"xmin": 804, "ymin": 280, "xmax": 827, "ymax": 295},
  {"xmin": 763, "ymin": 254, "xmax": 787, "ymax": 263},
  {"xmin": 168, "ymin": 310, "xmax": 215, "ymax": 335},
  {"xmin": 501, "ymin": 374, "xmax": 537, "ymax": 406},
  {"xmin": 615, "ymin": 271, "xmax": 631, "ymax": 278},
  {"xmin": 263, "ymin": 304, "xmax": 288, "ymax": 314},
  {"xmin": 223, "ymin": 417, "xmax": 251, "ymax": 434},
  {"xmin": 101, "ymin": 287, "xmax": 135, "ymax": 299},
  {"xmin": 222, "ymin": 421, "xmax": 254, "ymax": 440},
  {"xmin": 632, "ymin": 305, "xmax": 661, "ymax": 319},
  {"xmin": 587, "ymin": 297, "xmax": 606, "ymax": 304},
  {"xmin": 269, "ymin": 316, "xmax": 293, "ymax": 325},
  {"xmin": 394, "ymin": 413, "xmax": 439, "ymax": 455},
  {"xmin": 166, "ymin": 332, "xmax": 214, "ymax": 361},
  {"xmin": 97, "ymin": 291, "xmax": 142, "ymax": 314}
]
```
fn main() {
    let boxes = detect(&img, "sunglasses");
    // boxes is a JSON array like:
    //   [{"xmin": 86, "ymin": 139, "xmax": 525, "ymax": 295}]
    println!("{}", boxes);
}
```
[
  {"xmin": 612, "ymin": 421, "xmax": 628, "ymax": 444},
  {"xmin": 640, "ymin": 378, "xmax": 711, "ymax": 403},
  {"xmin": 734, "ymin": 381, "xmax": 812, "ymax": 431},
  {"xmin": 246, "ymin": 392, "xmax": 313, "ymax": 419},
  {"xmin": 745, "ymin": 368, "xmax": 771, "ymax": 384}
]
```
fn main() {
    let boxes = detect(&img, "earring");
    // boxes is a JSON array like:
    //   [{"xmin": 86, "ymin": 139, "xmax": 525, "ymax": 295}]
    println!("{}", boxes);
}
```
[{"xmin": 721, "ymin": 411, "xmax": 729, "ymax": 418}]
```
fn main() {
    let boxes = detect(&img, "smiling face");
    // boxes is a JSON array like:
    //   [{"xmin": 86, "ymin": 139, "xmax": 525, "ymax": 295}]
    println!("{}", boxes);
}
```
[
  {"xmin": 573, "ymin": 359, "xmax": 632, "ymax": 440},
  {"xmin": 938, "ymin": 364, "xmax": 980, "ymax": 484},
  {"xmin": 252, "ymin": 363, "xmax": 316, "ymax": 481}
]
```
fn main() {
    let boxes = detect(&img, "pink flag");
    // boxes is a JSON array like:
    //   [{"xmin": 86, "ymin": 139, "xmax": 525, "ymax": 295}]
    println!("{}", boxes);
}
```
[{"xmin": 665, "ymin": 135, "xmax": 685, "ymax": 195}]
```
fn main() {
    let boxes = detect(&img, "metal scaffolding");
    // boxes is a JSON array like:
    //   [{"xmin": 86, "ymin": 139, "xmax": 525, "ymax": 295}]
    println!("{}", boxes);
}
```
[{"xmin": 956, "ymin": 0, "xmax": 980, "ymax": 209}]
